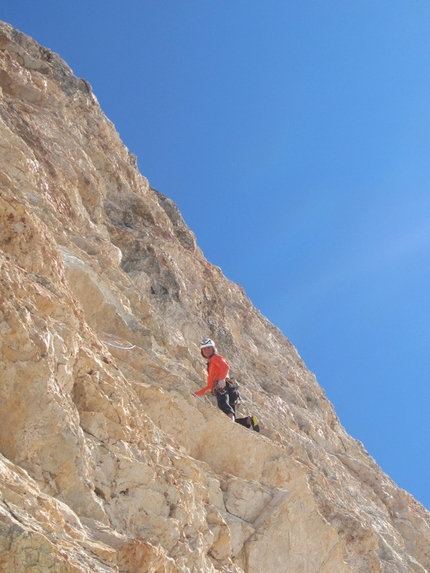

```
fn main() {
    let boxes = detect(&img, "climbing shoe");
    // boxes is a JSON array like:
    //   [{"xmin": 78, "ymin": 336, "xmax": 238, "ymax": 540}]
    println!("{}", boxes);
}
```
[{"xmin": 250, "ymin": 415, "xmax": 260, "ymax": 432}]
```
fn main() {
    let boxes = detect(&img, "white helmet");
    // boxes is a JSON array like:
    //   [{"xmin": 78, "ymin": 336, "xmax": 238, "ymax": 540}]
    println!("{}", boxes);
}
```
[{"xmin": 200, "ymin": 338, "xmax": 215, "ymax": 349}]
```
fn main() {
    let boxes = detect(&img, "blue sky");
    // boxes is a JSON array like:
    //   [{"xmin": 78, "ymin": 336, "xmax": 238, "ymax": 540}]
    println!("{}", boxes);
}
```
[{"xmin": 2, "ymin": 2, "xmax": 430, "ymax": 510}]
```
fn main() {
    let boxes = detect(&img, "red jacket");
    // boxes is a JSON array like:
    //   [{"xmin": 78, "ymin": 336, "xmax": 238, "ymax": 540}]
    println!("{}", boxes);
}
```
[{"xmin": 195, "ymin": 354, "xmax": 230, "ymax": 396}]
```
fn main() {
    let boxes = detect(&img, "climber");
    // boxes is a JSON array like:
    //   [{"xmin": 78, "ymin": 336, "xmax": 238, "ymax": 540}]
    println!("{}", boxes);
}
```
[
  {"xmin": 193, "ymin": 338, "xmax": 236, "ymax": 420},
  {"xmin": 192, "ymin": 338, "xmax": 260, "ymax": 432}
]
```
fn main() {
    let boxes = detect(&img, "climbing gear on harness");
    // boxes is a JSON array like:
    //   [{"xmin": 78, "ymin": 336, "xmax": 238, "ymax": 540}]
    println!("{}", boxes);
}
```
[{"xmin": 212, "ymin": 378, "xmax": 226, "ymax": 393}]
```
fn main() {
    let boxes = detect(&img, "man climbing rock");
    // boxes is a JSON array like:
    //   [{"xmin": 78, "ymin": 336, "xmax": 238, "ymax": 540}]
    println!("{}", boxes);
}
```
[
  {"xmin": 193, "ymin": 338, "xmax": 236, "ymax": 420},
  {"xmin": 193, "ymin": 338, "xmax": 260, "ymax": 432}
]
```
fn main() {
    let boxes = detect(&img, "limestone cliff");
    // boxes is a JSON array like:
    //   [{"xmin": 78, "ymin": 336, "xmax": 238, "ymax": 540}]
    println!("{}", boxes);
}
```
[{"xmin": 0, "ymin": 21, "xmax": 429, "ymax": 573}]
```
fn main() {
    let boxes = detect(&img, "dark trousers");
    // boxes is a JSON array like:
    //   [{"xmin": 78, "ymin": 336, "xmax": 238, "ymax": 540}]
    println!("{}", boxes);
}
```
[
  {"xmin": 215, "ymin": 385, "xmax": 252, "ymax": 428},
  {"xmin": 215, "ymin": 384, "xmax": 238, "ymax": 416}
]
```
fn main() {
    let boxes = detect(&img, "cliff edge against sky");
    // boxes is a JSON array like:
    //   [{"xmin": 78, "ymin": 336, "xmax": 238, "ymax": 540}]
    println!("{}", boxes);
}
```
[{"xmin": 0, "ymin": 21, "xmax": 429, "ymax": 573}]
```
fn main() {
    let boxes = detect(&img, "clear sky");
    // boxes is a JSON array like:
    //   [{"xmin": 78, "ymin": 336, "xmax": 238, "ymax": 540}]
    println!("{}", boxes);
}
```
[{"xmin": 2, "ymin": 2, "xmax": 430, "ymax": 510}]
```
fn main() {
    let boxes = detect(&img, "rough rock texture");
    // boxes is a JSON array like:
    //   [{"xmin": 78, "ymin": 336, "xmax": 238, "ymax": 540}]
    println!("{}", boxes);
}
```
[{"xmin": 0, "ymin": 20, "xmax": 429, "ymax": 573}]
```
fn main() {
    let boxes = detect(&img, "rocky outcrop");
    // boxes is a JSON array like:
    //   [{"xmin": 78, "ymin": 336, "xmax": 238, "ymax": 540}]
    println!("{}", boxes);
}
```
[{"xmin": 0, "ymin": 20, "xmax": 429, "ymax": 572}]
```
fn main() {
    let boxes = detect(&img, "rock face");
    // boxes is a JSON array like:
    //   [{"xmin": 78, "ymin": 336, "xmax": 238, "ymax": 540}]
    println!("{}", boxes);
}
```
[{"xmin": 0, "ymin": 20, "xmax": 429, "ymax": 573}]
